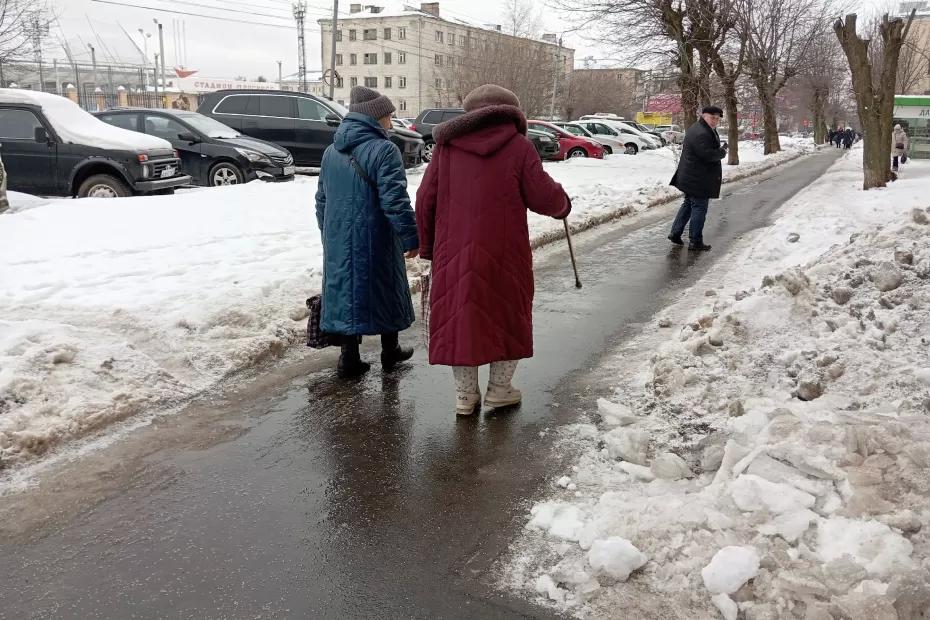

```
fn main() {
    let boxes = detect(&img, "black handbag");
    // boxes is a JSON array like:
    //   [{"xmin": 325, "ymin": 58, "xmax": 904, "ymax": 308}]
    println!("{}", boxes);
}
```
[{"xmin": 306, "ymin": 295, "xmax": 331, "ymax": 349}]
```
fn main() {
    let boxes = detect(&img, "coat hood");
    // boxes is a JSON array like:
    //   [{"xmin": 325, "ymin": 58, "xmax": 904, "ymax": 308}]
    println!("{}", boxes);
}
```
[
  {"xmin": 334, "ymin": 112, "xmax": 389, "ymax": 153},
  {"xmin": 433, "ymin": 105, "xmax": 527, "ymax": 157}
]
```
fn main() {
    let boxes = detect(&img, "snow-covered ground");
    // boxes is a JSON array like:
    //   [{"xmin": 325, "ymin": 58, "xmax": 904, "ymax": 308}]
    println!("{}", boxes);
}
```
[
  {"xmin": 503, "ymin": 149, "xmax": 930, "ymax": 619},
  {"xmin": 0, "ymin": 139, "xmax": 813, "ymax": 468}
]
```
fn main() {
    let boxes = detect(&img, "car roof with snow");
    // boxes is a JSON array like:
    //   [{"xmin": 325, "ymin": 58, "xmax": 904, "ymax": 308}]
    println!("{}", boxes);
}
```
[{"xmin": 0, "ymin": 88, "xmax": 172, "ymax": 152}]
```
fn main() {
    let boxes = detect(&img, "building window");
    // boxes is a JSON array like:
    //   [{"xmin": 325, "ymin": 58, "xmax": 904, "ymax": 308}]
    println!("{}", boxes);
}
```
[
  {"xmin": 459, "ymin": 36, "xmax": 465, "ymax": 47},
  {"xmin": 434, "ymin": 54, "xmax": 443, "ymax": 66},
  {"xmin": 435, "ymin": 78, "xmax": 442, "ymax": 89},
  {"xmin": 435, "ymin": 31, "xmax": 443, "ymax": 43},
  {"xmin": 363, "ymin": 28, "xmax": 377, "ymax": 41},
  {"xmin": 399, "ymin": 76, "xmax": 407, "ymax": 88},
  {"xmin": 434, "ymin": 100, "xmax": 441, "ymax": 108},
  {"xmin": 336, "ymin": 77, "xmax": 344, "ymax": 88},
  {"xmin": 447, "ymin": 55, "xmax": 453, "ymax": 66},
  {"xmin": 399, "ymin": 99, "xmax": 407, "ymax": 111},
  {"xmin": 349, "ymin": 29, "xmax": 357, "ymax": 41},
  {"xmin": 399, "ymin": 27, "xmax": 406, "ymax": 40},
  {"xmin": 384, "ymin": 27, "xmax": 392, "ymax": 40},
  {"xmin": 336, "ymin": 54, "xmax": 343, "ymax": 65},
  {"xmin": 364, "ymin": 77, "xmax": 378, "ymax": 88},
  {"xmin": 364, "ymin": 53, "xmax": 378, "ymax": 65},
  {"xmin": 385, "ymin": 76, "xmax": 392, "ymax": 88},
  {"xmin": 335, "ymin": 30, "xmax": 342, "ymax": 42},
  {"xmin": 384, "ymin": 52, "xmax": 392, "ymax": 65},
  {"xmin": 449, "ymin": 33, "xmax": 455, "ymax": 46},
  {"xmin": 350, "ymin": 77, "xmax": 358, "ymax": 87},
  {"xmin": 350, "ymin": 53, "xmax": 357, "ymax": 65},
  {"xmin": 398, "ymin": 52, "xmax": 406, "ymax": 64}
]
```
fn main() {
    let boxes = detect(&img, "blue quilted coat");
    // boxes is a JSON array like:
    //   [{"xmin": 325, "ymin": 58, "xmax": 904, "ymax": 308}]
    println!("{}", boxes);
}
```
[{"xmin": 315, "ymin": 113, "xmax": 419, "ymax": 336}]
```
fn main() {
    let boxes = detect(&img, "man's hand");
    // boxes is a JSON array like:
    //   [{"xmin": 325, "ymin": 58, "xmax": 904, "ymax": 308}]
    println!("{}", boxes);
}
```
[{"xmin": 404, "ymin": 249, "xmax": 420, "ymax": 259}]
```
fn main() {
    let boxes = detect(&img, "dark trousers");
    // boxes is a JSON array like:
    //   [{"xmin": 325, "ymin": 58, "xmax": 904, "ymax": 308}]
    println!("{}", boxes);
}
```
[
  {"xmin": 893, "ymin": 155, "xmax": 900, "ymax": 169},
  {"xmin": 340, "ymin": 332, "xmax": 399, "ymax": 361},
  {"xmin": 670, "ymin": 195, "xmax": 711, "ymax": 246}
]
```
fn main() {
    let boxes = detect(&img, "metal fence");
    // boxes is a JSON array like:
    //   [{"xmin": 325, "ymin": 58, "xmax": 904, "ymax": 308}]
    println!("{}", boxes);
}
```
[{"xmin": 1, "ymin": 58, "xmax": 163, "ymax": 111}]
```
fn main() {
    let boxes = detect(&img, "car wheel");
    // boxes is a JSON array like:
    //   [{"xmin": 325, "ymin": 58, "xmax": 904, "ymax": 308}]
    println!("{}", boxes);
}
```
[
  {"xmin": 624, "ymin": 143, "xmax": 639, "ymax": 155},
  {"xmin": 78, "ymin": 173, "xmax": 131, "ymax": 198},
  {"xmin": 210, "ymin": 162, "xmax": 244, "ymax": 186},
  {"xmin": 602, "ymin": 145, "xmax": 613, "ymax": 155},
  {"xmin": 567, "ymin": 147, "xmax": 588, "ymax": 159},
  {"xmin": 422, "ymin": 141, "xmax": 435, "ymax": 162}
]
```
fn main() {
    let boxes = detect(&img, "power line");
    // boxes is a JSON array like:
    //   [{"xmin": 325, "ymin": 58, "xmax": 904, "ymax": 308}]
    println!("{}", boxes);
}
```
[
  {"xmin": 89, "ymin": 0, "xmax": 296, "ymax": 29},
  {"xmin": 120, "ymin": 0, "xmax": 292, "ymax": 22}
]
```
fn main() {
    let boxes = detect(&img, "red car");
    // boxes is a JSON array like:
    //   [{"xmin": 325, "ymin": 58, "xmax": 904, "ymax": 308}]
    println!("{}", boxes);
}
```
[{"xmin": 527, "ymin": 120, "xmax": 606, "ymax": 160}]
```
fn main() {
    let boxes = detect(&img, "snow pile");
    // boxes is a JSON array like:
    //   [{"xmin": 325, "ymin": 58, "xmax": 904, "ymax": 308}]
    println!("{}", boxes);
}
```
[
  {"xmin": 0, "ymin": 140, "xmax": 814, "ymax": 468},
  {"xmin": 504, "ymin": 153, "xmax": 930, "ymax": 618}
]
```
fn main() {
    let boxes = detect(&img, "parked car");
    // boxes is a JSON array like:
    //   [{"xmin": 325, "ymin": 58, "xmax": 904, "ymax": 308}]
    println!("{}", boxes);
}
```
[
  {"xmin": 392, "ymin": 118, "xmax": 413, "ymax": 130},
  {"xmin": 197, "ymin": 89, "xmax": 423, "ymax": 168},
  {"xmin": 0, "ymin": 89, "xmax": 190, "ymax": 198},
  {"xmin": 94, "ymin": 109, "xmax": 295, "ymax": 187},
  {"xmin": 527, "ymin": 120, "xmax": 605, "ymax": 159},
  {"xmin": 574, "ymin": 119, "xmax": 649, "ymax": 155},
  {"xmin": 527, "ymin": 127, "xmax": 561, "ymax": 161},
  {"xmin": 409, "ymin": 108, "xmax": 465, "ymax": 161},
  {"xmin": 656, "ymin": 124, "xmax": 685, "ymax": 144},
  {"xmin": 626, "ymin": 121, "xmax": 667, "ymax": 146},
  {"xmin": 579, "ymin": 113, "xmax": 625, "ymax": 121},
  {"xmin": 553, "ymin": 121, "xmax": 630, "ymax": 155}
]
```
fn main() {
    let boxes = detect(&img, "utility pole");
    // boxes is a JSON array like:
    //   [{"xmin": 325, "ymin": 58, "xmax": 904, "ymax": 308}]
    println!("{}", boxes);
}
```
[
  {"xmin": 329, "ymin": 0, "xmax": 339, "ymax": 99},
  {"xmin": 548, "ymin": 36, "xmax": 563, "ymax": 120},
  {"xmin": 277, "ymin": 60, "xmax": 283, "ymax": 88},
  {"xmin": 88, "ymin": 44, "xmax": 98, "ymax": 90},
  {"xmin": 293, "ymin": 1, "xmax": 308, "ymax": 92},
  {"xmin": 53, "ymin": 58, "xmax": 60, "ymax": 95},
  {"xmin": 30, "ymin": 14, "xmax": 50, "ymax": 92},
  {"xmin": 153, "ymin": 53, "xmax": 159, "ymax": 105},
  {"xmin": 155, "ymin": 19, "xmax": 167, "ymax": 98}
]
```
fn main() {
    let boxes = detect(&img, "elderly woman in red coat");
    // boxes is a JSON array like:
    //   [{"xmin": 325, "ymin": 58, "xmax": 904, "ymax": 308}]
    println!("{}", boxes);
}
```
[{"xmin": 415, "ymin": 84, "xmax": 571, "ymax": 415}]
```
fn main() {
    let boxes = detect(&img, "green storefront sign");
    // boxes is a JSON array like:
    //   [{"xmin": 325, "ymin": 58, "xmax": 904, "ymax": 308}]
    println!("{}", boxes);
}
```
[{"xmin": 894, "ymin": 95, "xmax": 930, "ymax": 158}]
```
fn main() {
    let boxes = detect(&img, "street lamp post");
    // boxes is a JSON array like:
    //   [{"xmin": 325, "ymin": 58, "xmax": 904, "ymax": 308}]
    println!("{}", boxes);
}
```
[{"xmin": 154, "ymin": 19, "xmax": 167, "ymax": 105}]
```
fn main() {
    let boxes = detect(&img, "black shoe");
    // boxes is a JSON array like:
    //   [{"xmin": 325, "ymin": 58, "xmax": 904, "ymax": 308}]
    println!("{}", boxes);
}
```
[
  {"xmin": 689, "ymin": 243, "xmax": 712, "ymax": 252},
  {"xmin": 667, "ymin": 234, "xmax": 684, "ymax": 246},
  {"xmin": 381, "ymin": 346, "xmax": 414, "ymax": 372},
  {"xmin": 337, "ymin": 356, "xmax": 371, "ymax": 379}
]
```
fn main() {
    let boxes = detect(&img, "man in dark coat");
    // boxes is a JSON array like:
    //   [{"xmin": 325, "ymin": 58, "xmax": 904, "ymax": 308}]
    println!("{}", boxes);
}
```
[
  {"xmin": 315, "ymin": 86, "xmax": 419, "ymax": 378},
  {"xmin": 668, "ymin": 105, "xmax": 728, "ymax": 251}
]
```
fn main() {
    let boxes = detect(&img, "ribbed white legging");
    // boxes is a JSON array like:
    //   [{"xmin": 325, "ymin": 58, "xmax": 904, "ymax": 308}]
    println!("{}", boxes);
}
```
[{"xmin": 452, "ymin": 361, "xmax": 518, "ymax": 395}]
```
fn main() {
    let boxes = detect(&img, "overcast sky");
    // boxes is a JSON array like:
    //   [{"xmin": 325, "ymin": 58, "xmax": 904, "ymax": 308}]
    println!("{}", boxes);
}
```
[{"xmin": 48, "ymin": 0, "xmax": 607, "ymax": 80}]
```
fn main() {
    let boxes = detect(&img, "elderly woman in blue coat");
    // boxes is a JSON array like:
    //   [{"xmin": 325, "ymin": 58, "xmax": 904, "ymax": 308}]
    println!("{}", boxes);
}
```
[{"xmin": 315, "ymin": 86, "xmax": 420, "ymax": 378}]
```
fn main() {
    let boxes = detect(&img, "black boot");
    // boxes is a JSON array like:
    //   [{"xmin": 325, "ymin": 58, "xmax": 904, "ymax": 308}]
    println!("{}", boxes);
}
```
[
  {"xmin": 337, "ymin": 337, "xmax": 370, "ymax": 379},
  {"xmin": 667, "ymin": 234, "xmax": 684, "ymax": 246},
  {"xmin": 688, "ymin": 243, "xmax": 712, "ymax": 252},
  {"xmin": 380, "ymin": 332, "xmax": 414, "ymax": 372}
]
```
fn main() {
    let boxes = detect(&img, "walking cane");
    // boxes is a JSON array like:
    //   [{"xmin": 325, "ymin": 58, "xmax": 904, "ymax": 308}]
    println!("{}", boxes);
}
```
[{"xmin": 564, "ymin": 218, "xmax": 582, "ymax": 289}]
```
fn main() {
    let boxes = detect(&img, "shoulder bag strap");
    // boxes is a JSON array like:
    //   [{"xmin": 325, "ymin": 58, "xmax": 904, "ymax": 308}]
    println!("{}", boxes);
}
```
[{"xmin": 348, "ymin": 148, "xmax": 378, "ymax": 192}]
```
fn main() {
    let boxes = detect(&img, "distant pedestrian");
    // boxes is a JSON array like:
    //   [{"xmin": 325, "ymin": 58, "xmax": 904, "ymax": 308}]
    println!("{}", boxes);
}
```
[
  {"xmin": 416, "ymin": 84, "xmax": 571, "ymax": 415},
  {"xmin": 0, "ymin": 155, "xmax": 8, "ymax": 214},
  {"xmin": 834, "ymin": 129, "xmax": 844, "ymax": 148},
  {"xmin": 843, "ymin": 128, "xmax": 853, "ymax": 149},
  {"xmin": 667, "ymin": 105, "xmax": 728, "ymax": 252},
  {"xmin": 315, "ymin": 86, "xmax": 420, "ymax": 378},
  {"xmin": 892, "ymin": 124, "xmax": 909, "ymax": 172}
]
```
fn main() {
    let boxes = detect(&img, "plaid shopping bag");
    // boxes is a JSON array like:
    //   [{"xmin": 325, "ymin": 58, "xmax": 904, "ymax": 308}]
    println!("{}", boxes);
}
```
[
  {"xmin": 420, "ymin": 272, "xmax": 430, "ymax": 349},
  {"xmin": 306, "ymin": 295, "xmax": 331, "ymax": 349}
]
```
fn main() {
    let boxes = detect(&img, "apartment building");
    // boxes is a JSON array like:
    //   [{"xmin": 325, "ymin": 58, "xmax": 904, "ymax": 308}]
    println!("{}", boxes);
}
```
[{"xmin": 319, "ymin": 2, "xmax": 574, "ymax": 118}]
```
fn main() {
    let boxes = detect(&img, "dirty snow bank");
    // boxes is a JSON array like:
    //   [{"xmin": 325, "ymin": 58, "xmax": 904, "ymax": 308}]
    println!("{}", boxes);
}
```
[
  {"xmin": 0, "ymin": 140, "xmax": 813, "ymax": 468},
  {"xmin": 503, "ymin": 152, "xmax": 930, "ymax": 619}
]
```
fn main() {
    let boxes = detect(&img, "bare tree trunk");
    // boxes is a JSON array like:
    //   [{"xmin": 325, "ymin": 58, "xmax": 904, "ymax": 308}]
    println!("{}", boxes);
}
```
[
  {"xmin": 724, "ymin": 84, "xmax": 740, "ymax": 164},
  {"xmin": 760, "ymin": 89, "xmax": 781, "ymax": 154},
  {"xmin": 834, "ymin": 11, "xmax": 915, "ymax": 189},
  {"xmin": 679, "ymin": 72, "xmax": 699, "ymax": 129},
  {"xmin": 811, "ymin": 88, "xmax": 827, "ymax": 144}
]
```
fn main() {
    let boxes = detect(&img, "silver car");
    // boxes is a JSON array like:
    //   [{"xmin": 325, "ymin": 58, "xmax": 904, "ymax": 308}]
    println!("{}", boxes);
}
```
[{"xmin": 554, "ymin": 121, "xmax": 638, "ymax": 155}]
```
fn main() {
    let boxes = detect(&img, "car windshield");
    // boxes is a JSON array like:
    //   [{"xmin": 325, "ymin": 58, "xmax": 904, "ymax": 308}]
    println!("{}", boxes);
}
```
[
  {"xmin": 324, "ymin": 99, "xmax": 349, "ymax": 116},
  {"xmin": 561, "ymin": 124, "xmax": 589, "ymax": 137},
  {"xmin": 177, "ymin": 113, "xmax": 239, "ymax": 138}
]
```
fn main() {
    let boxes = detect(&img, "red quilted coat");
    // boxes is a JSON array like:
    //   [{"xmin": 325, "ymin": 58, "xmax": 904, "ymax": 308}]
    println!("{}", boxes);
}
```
[{"xmin": 415, "ymin": 105, "xmax": 571, "ymax": 366}]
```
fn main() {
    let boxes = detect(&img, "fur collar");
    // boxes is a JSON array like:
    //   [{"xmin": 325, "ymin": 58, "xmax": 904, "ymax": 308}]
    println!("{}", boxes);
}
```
[{"xmin": 433, "ymin": 105, "xmax": 527, "ymax": 145}]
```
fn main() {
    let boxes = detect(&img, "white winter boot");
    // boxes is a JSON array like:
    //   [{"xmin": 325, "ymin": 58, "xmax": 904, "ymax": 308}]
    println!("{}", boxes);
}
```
[
  {"xmin": 485, "ymin": 360, "xmax": 522, "ymax": 409},
  {"xmin": 452, "ymin": 367, "xmax": 481, "ymax": 415}
]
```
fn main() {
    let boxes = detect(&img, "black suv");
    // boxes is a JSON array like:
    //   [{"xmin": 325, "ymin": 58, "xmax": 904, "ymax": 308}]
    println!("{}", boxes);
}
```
[
  {"xmin": 410, "ymin": 108, "xmax": 465, "ymax": 161},
  {"xmin": 94, "ymin": 109, "xmax": 295, "ymax": 187},
  {"xmin": 0, "ymin": 90, "xmax": 190, "ymax": 198},
  {"xmin": 197, "ymin": 89, "xmax": 423, "ymax": 168}
]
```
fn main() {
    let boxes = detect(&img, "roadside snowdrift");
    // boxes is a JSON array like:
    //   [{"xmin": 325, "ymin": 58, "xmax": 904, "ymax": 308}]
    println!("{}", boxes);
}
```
[{"xmin": 503, "ymin": 153, "xmax": 930, "ymax": 619}]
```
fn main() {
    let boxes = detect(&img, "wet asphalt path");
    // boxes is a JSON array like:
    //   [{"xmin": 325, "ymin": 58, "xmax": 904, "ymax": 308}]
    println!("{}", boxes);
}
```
[{"xmin": 0, "ymin": 150, "xmax": 842, "ymax": 620}]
